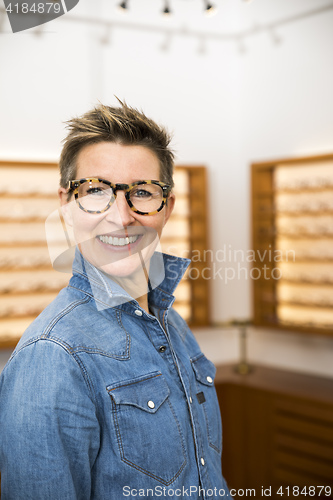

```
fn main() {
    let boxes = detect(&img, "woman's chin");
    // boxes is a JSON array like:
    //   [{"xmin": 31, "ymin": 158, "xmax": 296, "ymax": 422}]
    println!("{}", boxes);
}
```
[{"xmin": 100, "ymin": 256, "xmax": 144, "ymax": 279}]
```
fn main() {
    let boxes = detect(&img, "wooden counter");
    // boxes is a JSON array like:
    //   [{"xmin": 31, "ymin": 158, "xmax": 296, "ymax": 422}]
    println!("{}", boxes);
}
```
[{"xmin": 215, "ymin": 364, "xmax": 333, "ymax": 499}]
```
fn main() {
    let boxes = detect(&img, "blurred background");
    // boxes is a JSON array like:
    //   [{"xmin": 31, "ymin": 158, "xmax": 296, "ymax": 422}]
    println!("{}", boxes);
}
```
[
  {"xmin": 1, "ymin": 0, "xmax": 333, "ymax": 494},
  {"xmin": 1, "ymin": 0, "xmax": 333, "ymax": 375}
]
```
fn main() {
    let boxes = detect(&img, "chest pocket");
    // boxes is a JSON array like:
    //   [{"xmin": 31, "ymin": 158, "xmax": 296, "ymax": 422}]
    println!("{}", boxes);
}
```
[
  {"xmin": 107, "ymin": 371, "xmax": 186, "ymax": 485},
  {"xmin": 191, "ymin": 354, "xmax": 222, "ymax": 454}
]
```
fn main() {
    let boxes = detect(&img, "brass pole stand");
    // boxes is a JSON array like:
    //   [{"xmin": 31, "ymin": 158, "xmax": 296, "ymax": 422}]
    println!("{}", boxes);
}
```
[
  {"xmin": 235, "ymin": 323, "xmax": 252, "ymax": 375},
  {"xmin": 213, "ymin": 319, "xmax": 253, "ymax": 375}
]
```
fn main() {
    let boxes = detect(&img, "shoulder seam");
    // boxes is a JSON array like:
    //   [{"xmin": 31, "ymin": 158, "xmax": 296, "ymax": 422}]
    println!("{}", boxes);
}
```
[
  {"xmin": 9, "ymin": 336, "xmax": 98, "ymax": 405},
  {"xmin": 41, "ymin": 296, "xmax": 91, "ymax": 339}
]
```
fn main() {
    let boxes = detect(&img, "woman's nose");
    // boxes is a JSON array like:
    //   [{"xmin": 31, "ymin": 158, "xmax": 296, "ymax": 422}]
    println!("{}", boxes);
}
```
[{"xmin": 104, "ymin": 191, "xmax": 136, "ymax": 226}]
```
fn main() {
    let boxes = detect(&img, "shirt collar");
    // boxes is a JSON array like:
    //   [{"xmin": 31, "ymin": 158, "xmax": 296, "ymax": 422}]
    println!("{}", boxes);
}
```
[{"xmin": 71, "ymin": 249, "xmax": 190, "ymax": 312}]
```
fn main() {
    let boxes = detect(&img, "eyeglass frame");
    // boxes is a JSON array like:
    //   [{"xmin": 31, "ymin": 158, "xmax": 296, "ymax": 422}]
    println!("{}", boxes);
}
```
[{"xmin": 67, "ymin": 177, "xmax": 172, "ymax": 216}]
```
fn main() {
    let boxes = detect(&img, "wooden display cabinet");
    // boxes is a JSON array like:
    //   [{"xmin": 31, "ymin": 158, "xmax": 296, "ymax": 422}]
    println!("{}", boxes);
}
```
[
  {"xmin": 251, "ymin": 153, "xmax": 333, "ymax": 336},
  {"xmin": 0, "ymin": 161, "xmax": 210, "ymax": 348}
]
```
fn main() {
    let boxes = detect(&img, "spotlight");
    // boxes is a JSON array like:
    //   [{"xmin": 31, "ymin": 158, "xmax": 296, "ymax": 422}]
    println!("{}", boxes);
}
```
[
  {"xmin": 162, "ymin": 1, "xmax": 171, "ymax": 16},
  {"xmin": 204, "ymin": 0, "xmax": 217, "ymax": 17},
  {"xmin": 118, "ymin": 1, "xmax": 128, "ymax": 11}
]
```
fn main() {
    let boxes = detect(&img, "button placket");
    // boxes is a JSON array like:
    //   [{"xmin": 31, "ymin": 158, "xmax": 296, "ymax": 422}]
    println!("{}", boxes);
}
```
[{"xmin": 146, "ymin": 316, "xmax": 175, "ymax": 369}]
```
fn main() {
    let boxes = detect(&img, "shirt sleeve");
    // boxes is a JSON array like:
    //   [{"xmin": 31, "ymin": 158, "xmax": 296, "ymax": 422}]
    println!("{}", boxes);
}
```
[{"xmin": 0, "ymin": 339, "xmax": 100, "ymax": 500}]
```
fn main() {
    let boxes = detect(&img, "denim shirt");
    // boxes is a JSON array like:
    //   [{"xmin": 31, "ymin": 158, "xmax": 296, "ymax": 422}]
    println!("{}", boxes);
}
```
[{"xmin": 0, "ymin": 251, "xmax": 229, "ymax": 500}]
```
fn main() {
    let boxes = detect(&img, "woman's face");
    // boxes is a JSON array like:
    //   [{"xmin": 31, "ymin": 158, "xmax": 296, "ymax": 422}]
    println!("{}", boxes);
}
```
[{"xmin": 59, "ymin": 141, "xmax": 175, "ymax": 279}]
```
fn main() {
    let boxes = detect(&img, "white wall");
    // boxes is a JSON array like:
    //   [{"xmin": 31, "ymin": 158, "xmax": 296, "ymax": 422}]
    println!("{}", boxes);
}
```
[{"xmin": 1, "ymin": 0, "xmax": 333, "ymax": 377}]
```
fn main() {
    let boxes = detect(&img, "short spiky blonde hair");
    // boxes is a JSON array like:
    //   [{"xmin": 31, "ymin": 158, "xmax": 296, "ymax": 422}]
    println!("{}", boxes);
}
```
[{"xmin": 59, "ymin": 100, "xmax": 175, "ymax": 190}]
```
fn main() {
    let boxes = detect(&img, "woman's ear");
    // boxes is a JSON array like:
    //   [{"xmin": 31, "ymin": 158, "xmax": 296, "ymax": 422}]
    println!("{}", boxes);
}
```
[
  {"xmin": 163, "ymin": 192, "xmax": 176, "ymax": 226},
  {"xmin": 58, "ymin": 187, "xmax": 73, "ymax": 227}
]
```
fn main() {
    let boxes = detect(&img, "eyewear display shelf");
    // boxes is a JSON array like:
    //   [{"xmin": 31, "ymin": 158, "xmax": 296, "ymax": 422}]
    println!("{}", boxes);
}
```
[
  {"xmin": 252, "ymin": 153, "xmax": 333, "ymax": 337},
  {"xmin": 0, "ymin": 161, "xmax": 210, "ymax": 349}
]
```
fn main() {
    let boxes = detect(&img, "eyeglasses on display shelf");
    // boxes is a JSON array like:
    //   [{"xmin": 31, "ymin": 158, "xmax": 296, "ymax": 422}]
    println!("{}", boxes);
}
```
[
  {"xmin": 252, "ymin": 153, "xmax": 333, "ymax": 336},
  {"xmin": 0, "ymin": 161, "xmax": 210, "ymax": 348}
]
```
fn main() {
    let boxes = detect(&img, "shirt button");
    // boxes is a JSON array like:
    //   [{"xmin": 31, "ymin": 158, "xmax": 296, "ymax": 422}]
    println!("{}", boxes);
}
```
[
  {"xmin": 189, "ymin": 397, "xmax": 193, "ymax": 404},
  {"xmin": 200, "ymin": 457, "xmax": 205, "ymax": 466},
  {"xmin": 147, "ymin": 400, "xmax": 155, "ymax": 409},
  {"xmin": 134, "ymin": 309, "xmax": 143, "ymax": 316},
  {"xmin": 206, "ymin": 376, "xmax": 213, "ymax": 383},
  {"xmin": 159, "ymin": 345, "xmax": 166, "ymax": 353}
]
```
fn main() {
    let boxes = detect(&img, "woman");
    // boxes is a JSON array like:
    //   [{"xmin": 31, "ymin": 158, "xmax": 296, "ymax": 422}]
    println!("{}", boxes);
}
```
[{"xmin": 0, "ymin": 101, "xmax": 229, "ymax": 499}]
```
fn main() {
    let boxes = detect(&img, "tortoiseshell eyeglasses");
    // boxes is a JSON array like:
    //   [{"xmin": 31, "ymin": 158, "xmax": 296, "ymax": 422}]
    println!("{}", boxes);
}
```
[{"xmin": 68, "ymin": 178, "xmax": 172, "ymax": 216}]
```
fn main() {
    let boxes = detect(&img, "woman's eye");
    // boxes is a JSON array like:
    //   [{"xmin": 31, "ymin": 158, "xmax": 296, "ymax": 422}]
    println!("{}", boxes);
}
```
[
  {"xmin": 87, "ymin": 188, "xmax": 105, "ymax": 196},
  {"xmin": 133, "ymin": 189, "xmax": 152, "ymax": 198}
]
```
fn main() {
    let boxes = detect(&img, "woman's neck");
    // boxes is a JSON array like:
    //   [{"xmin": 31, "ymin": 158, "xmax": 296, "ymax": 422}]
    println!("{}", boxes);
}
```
[{"xmin": 111, "ymin": 263, "xmax": 151, "ymax": 314}]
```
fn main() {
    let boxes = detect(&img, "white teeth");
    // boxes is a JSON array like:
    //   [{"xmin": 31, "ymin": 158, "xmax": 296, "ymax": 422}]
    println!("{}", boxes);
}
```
[{"xmin": 98, "ymin": 234, "xmax": 139, "ymax": 246}]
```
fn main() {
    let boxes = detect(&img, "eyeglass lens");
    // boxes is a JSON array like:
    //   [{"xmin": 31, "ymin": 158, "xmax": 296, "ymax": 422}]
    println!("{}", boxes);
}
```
[{"xmin": 77, "ymin": 181, "xmax": 165, "ymax": 213}]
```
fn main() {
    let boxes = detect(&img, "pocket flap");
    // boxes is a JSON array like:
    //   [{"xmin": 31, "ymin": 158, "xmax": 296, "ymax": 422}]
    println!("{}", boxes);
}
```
[
  {"xmin": 191, "ymin": 354, "xmax": 216, "ymax": 386},
  {"xmin": 107, "ymin": 372, "xmax": 170, "ymax": 413}
]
